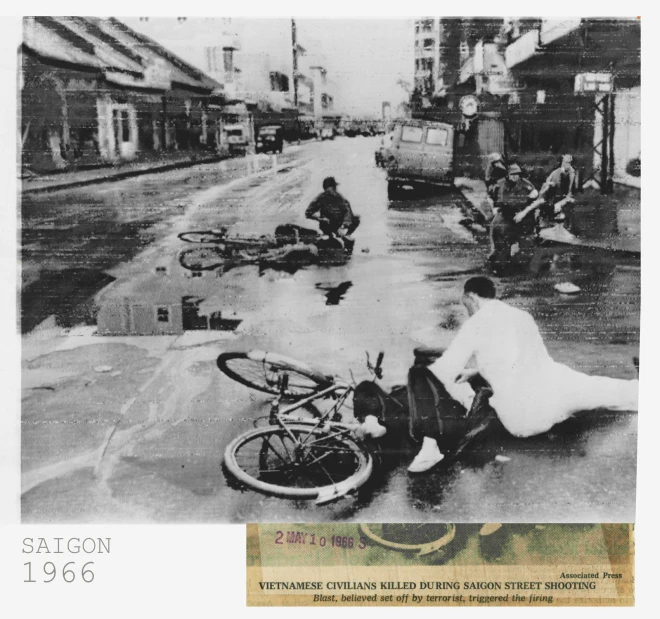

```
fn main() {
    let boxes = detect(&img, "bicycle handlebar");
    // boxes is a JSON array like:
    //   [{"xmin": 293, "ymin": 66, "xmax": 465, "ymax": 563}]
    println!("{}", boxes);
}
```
[
  {"xmin": 366, "ymin": 351, "xmax": 385, "ymax": 380},
  {"xmin": 374, "ymin": 351, "xmax": 385, "ymax": 378}
]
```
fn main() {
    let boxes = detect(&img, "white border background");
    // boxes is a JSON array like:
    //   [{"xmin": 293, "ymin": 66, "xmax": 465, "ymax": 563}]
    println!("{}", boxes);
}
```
[{"xmin": 1, "ymin": 3, "xmax": 657, "ymax": 617}]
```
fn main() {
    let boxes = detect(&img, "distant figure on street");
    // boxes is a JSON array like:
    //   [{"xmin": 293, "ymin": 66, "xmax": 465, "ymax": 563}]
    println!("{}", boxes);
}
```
[
  {"xmin": 305, "ymin": 177, "xmax": 361, "ymax": 251},
  {"xmin": 488, "ymin": 163, "xmax": 539, "ymax": 274},
  {"xmin": 359, "ymin": 277, "xmax": 639, "ymax": 473},
  {"xmin": 513, "ymin": 154, "xmax": 577, "ymax": 228}
]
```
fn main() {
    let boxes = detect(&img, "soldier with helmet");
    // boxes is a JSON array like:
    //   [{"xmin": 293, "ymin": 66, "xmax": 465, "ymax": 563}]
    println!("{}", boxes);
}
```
[
  {"xmin": 488, "ymin": 163, "xmax": 539, "ymax": 274},
  {"xmin": 305, "ymin": 176, "xmax": 361, "ymax": 253},
  {"xmin": 485, "ymin": 152, "xmax": 508, "ymax": 201}
]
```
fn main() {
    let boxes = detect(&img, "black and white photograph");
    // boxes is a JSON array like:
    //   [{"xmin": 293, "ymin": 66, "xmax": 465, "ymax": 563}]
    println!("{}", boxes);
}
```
[{"xmin": 19, "ymin": 16, "xmax": 641, "ymax": 524}]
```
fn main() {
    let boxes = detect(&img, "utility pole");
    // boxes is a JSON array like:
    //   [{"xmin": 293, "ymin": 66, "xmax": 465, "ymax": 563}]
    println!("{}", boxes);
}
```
[{"xmin": 291, "ymin": 18, "xmax": 301, "ymax": 142}]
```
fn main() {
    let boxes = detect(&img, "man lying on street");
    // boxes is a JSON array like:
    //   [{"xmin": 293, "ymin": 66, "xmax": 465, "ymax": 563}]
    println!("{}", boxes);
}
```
[{"xmin": 358, "ymin": 276, "xmax": 639, "ymax": 473}]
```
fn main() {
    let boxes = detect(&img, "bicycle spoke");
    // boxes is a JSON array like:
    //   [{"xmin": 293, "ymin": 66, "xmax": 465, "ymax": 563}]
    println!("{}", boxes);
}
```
[
  {"xmin": 304, "ymin": 450, "xmax": 348, "ymax": 475},
  {"xmin": 261, "ymin": 436, "xmax": 289, "ymax": 464},
  {"xmin": 279, "ymin": 435, "xmax": 294, "ymax": 460},
  {"xmin": 312, "ymin": 456, "xmax": 337, "ymax": 486}
]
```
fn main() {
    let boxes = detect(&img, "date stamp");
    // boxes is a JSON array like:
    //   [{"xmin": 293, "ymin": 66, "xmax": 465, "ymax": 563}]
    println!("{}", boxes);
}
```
[
  {"xmin": 22, "ymin": 537, "xmax": 111, "ymax": 584},
  {"xmin": 24, "ymin": 561, "xmax": 96, "ymax": 583},
  {"xmin": 275, "ymin": 530, "xmax": 367, "ymax": 550}
]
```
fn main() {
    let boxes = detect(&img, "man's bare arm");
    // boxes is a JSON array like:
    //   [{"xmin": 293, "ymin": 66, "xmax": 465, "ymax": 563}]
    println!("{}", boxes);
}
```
[{"xmin": 428, "ymin": 320, "xmax": 479, "ymax": 410}]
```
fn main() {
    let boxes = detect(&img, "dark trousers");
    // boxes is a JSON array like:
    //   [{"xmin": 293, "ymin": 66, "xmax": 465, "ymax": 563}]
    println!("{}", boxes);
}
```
[
  {"xmin": 320, "ymin": 214, "xmax": 361, "ymax": 237},
  {"xmin": 407, "ymin": 365, "xmax": 495, "ymax": 454},
  {"xmin": 489, "ymin": 212, "xmax": 535, "ymax": 273}
]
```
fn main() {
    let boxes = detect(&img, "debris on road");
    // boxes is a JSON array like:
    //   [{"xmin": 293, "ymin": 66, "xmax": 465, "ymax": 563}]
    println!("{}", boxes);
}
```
[
  {"xmin": 554, "ymin": 282, "xmax": 581, "ymax": 295},
  {"xmin": 94, "ymin": 365, "xmax": 113, "ymax": 373}
]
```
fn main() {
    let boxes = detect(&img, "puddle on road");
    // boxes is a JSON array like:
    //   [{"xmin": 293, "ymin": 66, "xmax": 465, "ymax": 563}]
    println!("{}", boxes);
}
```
[
  {"xmin": 497, "ymin": 245, "xmax": 640, "ymax": 346},
  {"xmin": 22, "ymin": 269, "xmax": 116, "ymax": 334},
  {"xmin": 97, "ymin": 295, "xmax": 242, "ymax": 336}
]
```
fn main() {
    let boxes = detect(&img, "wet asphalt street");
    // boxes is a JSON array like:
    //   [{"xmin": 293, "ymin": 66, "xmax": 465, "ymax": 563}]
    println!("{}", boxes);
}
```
[{"xmin": 21, "ymin": 136, "xmax": 639, "ymax": 523}]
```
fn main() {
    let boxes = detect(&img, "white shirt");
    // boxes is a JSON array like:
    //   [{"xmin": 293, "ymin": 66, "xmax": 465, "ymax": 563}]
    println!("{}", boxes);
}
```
[{"xmin": 428, "ymin": 299, "xmax": 637, "ymax": 437}]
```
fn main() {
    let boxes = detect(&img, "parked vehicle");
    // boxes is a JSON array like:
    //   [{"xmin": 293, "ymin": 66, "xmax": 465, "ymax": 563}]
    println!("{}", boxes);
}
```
[
  {"xmin": 320, "ymin": 126, "xmax": 335, "ymax": 140},
  {"xmin": 225, "ymin": 124, "xmax": 249, "ymax": 156},
  {"xmin": 344, "ymin": 121, "xmax": 360, "ymax": 137},
  {"xmin": 386, "ymin": 120, "xmax": 455, "ymax": 198},
  {"xmin": 375, "ymin": 132, "xmax": 395, "ymax": 168},
  {"xmin": 256, "ymin": 125, "xmax": 284, "ymax": 154}
]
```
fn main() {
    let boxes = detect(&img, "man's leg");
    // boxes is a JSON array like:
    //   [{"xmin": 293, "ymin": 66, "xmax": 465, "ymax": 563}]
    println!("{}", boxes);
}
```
[
  {"xmin": 406, "ymin": 365, "xmax": 493, "ymax": 472},
  {"xmin": 407, "ymin": 365, "xmax": 449, "ymax": 472},
  {"xmin": 558, "ymin": 365, "xmax": 638, "ymax": 415},
  {"xmin": 488, "ymin": 214, "xmax": 515, "ymax": 274},
  {"xmin": 319, "ymin": 220, "xmax": 336, "ymax": 237},
  {"xmin": 345, "ymin": 214, "xmax": 361, "ymax": 236}
]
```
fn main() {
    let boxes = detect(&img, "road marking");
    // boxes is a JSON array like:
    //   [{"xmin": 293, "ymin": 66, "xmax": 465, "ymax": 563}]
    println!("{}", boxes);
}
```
[
  {"xmin": 93, "ymin": 355, "xmax": 175, "ymax": 477},
  {"xmin": 22, "ymin": 450, "xmax": 99, "ymax": 495}
]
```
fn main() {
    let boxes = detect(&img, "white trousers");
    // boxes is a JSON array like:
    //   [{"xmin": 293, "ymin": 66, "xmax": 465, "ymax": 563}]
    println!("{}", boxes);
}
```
[{"xmin": 431, "ymin": 361, "xmax": 638, "ymax": 438}]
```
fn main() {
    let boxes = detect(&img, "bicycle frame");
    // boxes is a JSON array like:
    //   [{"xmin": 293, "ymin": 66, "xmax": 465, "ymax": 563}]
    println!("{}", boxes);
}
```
[{"xmin": 270, "ymin": 379, "xmax": 354, "ymax": 430}]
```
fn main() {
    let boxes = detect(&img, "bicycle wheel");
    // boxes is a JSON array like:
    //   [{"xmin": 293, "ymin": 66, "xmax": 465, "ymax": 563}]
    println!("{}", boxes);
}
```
[
  {"xmin": 224, "ymin": 423, "xmax": 372, "ymax": 500},
  {"xmin": 178, "ymin": 246, "xmax": 227, "ymax": 271},
  {"xmin": 179, "ymin": 230, "xmax": 225, "ymax": 243},
  {"xmin": 217, "ymin": 351, "xmax": 333, "ymax": 399},
  {"xmin": 358, "ymin": 523, "xmax": 456, "ymax": 556}
]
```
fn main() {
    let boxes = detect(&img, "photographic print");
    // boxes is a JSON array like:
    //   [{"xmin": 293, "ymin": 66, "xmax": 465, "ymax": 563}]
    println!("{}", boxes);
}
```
[{"xmin": 20, "ymin": 17, "xmax": 640, "ymax": 524}]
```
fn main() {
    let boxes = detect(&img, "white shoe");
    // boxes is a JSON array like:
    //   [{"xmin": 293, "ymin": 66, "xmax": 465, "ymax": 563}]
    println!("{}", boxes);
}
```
[
  {"xmin": 360, "ymin": 415, "xmax": 387, "ymax": 439},
  {"xmin": 408, "ymin": 437, "xmax": 444, "ymax": 473}
]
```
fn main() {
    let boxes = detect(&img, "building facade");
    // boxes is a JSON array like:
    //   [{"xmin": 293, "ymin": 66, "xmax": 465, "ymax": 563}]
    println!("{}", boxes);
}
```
[
  {"xmin": 125, "ymin": 17, "xmax": 338, "ymax": 138},
  {"xmin": 21, "ymin": 17, "xmax": 224, "ymax": 174},
  {"xmin": 411, "ymin": 17, "xmax": 641, "ymax": 188},
  {"xmin": 504, "ymin": 18, "xmax": 640, "ymax": 188}
]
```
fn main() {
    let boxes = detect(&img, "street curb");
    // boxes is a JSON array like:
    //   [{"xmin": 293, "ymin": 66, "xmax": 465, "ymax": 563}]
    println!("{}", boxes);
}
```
[
  {"xmin": 21, "ymin": 154, "xmax": 227, "ymax": 195},
  {"xmin": 21, "ymin": 138, "xmax": 317, "ymax": 195}
]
